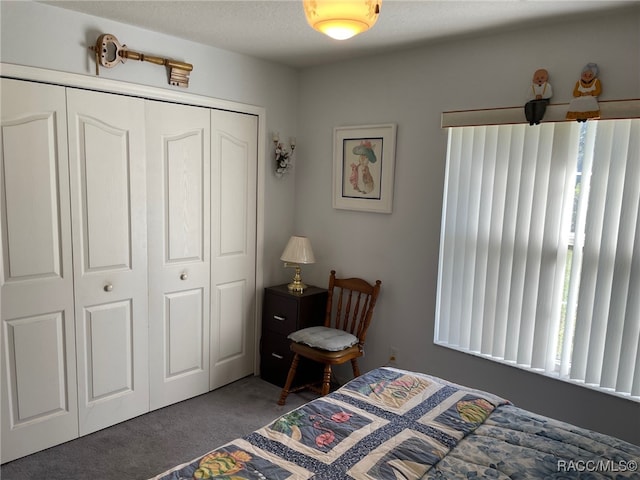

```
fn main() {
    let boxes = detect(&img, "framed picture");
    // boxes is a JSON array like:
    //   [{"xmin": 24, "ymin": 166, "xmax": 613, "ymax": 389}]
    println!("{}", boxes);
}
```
[{"xmin": 333, "ymin": 123, "xmax": 397, "ymax": 213}]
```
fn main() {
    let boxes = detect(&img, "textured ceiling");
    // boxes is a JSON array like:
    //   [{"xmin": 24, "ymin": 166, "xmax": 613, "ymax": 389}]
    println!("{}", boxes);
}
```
[{"xmin": 42, "ymin": 0, "xmax": 637, "ymax": 68}]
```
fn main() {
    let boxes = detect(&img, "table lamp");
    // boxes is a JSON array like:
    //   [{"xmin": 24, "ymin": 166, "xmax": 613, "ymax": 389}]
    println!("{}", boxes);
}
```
[{"xmin": 280, "ymin": 235, "xmax": 315, "ymax": 293}]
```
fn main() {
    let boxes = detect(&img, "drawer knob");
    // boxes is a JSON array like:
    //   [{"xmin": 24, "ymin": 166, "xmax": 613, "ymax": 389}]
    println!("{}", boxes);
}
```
[
  {"xmin": 273, "ymin": 315, "xmax": 286, "ymax": 321},
  {"xmin": 180, "ymin": 272, "xmax": 188, "ymax": 280},
  {"xmin": 104, "ymin": 284, "xmax": 113, "ymax": 292}
]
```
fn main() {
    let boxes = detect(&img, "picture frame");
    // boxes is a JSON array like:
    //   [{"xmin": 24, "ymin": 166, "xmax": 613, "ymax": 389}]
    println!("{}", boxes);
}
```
[{"xmin": 332, "ymin": 123, "xmax": 397, "ymax": 213}]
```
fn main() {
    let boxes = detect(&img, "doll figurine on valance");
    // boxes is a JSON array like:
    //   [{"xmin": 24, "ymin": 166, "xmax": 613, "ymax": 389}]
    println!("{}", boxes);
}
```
[
  {"xmin": 566, "ymin": 63, "xmax": 602, "ymax": 122},
  {"xmin": 525, "ymin": 68, "xmax": 553, "ymax": 125}
]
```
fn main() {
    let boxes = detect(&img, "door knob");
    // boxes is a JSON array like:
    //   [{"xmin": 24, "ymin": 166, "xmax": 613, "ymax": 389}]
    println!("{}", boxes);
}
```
[
  {"xmin": 104, "ymin": 284, "xmax": 113, "ymax": 292},
  {"xmin": 180, "ymin": 273, "xmax": 188, "ymax": 280}
]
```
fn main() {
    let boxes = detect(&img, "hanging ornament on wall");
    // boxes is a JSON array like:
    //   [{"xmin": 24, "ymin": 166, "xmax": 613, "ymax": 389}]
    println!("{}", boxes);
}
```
[
  {"xmin": 89, "ymin": 33, "xmax": 193, "ymax": 87},
  {"xmin": 273, "ymin": 133, "xmax": 296, "ymax": 178}
]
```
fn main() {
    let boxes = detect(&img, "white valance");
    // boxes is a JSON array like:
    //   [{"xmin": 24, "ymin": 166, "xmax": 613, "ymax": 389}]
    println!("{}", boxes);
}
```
[{"xmin": 442, "ymin": 99, "xmax": 640, "ymax": 128}]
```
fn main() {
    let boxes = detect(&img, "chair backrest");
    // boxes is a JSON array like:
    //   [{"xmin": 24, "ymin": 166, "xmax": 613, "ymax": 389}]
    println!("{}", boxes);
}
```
[{"xmin": 324, "ymin": 270, "xmax": 382, "ymax": 347}]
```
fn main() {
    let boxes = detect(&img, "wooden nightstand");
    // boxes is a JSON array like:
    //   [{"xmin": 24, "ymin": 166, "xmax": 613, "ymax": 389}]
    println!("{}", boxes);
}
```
[{"xmin": 260, "ymin": 284, "xmax": 327, "ymax": 387}]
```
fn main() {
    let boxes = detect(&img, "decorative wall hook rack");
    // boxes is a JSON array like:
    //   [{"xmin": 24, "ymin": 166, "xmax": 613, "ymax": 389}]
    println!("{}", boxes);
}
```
[{"xmin": 89, "ymin": 33, "xmax": 193, "ymax": 88}]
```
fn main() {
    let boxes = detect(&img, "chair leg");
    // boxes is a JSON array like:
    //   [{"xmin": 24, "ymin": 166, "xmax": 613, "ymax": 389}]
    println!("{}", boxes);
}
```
[
  {"xmin": 321, "ymin": 364, "xmax": 332, "ymax": 396},
  {"xmin": 351, "ymin": 358, "xmax": 360, "ymax": 378},
  {"xmin": 278, "ymin": 353, "xmax": 300, "ymax": 406}
]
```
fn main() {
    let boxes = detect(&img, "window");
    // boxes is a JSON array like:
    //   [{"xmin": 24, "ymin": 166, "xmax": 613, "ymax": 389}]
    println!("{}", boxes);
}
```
[{"xmin": 435, "ymin": 119, "xmax": 639, "ymax": 400}]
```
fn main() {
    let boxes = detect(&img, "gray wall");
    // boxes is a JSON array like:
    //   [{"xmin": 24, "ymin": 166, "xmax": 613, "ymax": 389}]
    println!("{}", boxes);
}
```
[
  {"xmin": 2, "ymin": 0, "xmax": 639, "ymax": 444},
  {"xmin": 294, "ymin": 7, "xmax": 640, "ymax": 444}
]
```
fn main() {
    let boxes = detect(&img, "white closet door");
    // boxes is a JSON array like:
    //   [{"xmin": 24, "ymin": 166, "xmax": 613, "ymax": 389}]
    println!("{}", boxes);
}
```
[
  {"xmin": 66, "ymin": 89, "xmax": 149, "ymax": 435},
  {"xmin": 146, "ymin": 101, "xmax": 211, "ymax": 410},
  {"xmin": 210, "ymin": 110, "xmax": 258, "ymax": 389},
  {"xmin": 0, "ymin": 79, "xmax": 79, "ymax": 462}
]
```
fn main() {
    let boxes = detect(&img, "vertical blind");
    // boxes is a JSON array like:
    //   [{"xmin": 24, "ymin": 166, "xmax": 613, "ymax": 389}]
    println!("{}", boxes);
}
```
[{"xmin": 435, "ymin": 119, "xmax": 640, "ymax": 399}]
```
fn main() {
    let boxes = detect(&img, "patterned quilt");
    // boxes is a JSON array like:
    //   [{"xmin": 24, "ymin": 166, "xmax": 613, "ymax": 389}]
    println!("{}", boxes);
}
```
[{"xmin": 150, "ymin": 368, "xmax": 640, "ymax": 479}]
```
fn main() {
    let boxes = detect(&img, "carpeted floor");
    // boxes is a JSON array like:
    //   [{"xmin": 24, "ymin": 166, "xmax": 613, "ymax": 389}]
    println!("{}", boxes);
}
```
[{"xmin": 0, "ymin": 375, "xmax": 318, "ymax": 480}]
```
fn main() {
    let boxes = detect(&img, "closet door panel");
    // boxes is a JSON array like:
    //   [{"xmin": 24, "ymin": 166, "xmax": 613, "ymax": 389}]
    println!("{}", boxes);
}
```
[
  {"xmin": 66, "ymin": 89, "xmax": 148, "ymax": 435},
  {"xmin": 83, "ymin": 301, "xmax": 133, "ymax": 399},
  {"xmin": 3, "ymin": 116, "xmax": 61, "ymax": 280},
  {"xmin": 210, "ymin": 110, "xmax": 257, "ymax": 390},
  {"xmin": 146, "ymin": 101, "xmax": 210, "ymax": 410},
  {"xmin": 0, "ymin": 79, "xmax": 78, "ymax": 463},
  {"xmin": 80, "ymin": 120, "xmax": 131, "ymax": 270},
  {"xmin": 7, "ymin": 314, "xmax": 68, "ymax": 419},
  {"xmin": 165, "ymin": 289, "xmax": 204, "ymax": 373}
]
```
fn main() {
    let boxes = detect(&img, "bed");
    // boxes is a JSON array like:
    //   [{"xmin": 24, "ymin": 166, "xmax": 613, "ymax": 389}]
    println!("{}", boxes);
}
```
[{"xmin": 150, "ymin": 367, "xmax": 640, "ymax": 479}]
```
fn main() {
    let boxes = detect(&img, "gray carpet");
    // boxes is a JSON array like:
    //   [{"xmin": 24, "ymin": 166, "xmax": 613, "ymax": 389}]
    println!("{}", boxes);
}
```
[{"xmin": 1, "ymin": 375, "xmax": 318, "ymax": 480}]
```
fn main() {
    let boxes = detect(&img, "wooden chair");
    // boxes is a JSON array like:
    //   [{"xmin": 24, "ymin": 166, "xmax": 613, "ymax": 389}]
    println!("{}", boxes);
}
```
[{"xmin": 278, "ymin": 270, "xmax": 381, "ymax": 405}]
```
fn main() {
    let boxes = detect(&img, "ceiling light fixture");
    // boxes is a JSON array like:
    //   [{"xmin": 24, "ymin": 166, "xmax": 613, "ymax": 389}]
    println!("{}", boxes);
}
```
[{"xmin": 303, "ymin": 0, "xmax": 382, "ymax": 41}]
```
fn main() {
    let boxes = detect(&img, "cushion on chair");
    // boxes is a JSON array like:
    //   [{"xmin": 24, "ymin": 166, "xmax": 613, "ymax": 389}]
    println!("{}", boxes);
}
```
[{"xmin": 287, "ymin": 326, "xmax": 359, "ymax": 351}]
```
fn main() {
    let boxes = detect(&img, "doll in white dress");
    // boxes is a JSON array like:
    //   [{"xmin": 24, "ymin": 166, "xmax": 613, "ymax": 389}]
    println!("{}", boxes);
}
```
[{"xmin": 566, "ymin": 63, "xmax": 601, "ymax": 122}]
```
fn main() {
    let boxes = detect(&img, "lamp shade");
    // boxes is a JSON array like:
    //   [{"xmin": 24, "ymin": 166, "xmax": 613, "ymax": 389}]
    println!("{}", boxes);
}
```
[
  {"xmin": 303, "ymin": 0, "xmax": 381, "ymax": 41},
  {"xmin": 280, "ymin": 236, "xmax": 315, "ymax": 264}
]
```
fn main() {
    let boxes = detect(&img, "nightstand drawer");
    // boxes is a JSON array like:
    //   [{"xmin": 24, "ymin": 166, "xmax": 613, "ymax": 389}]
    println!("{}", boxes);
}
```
[
  {"xmin": 260, "ymin": 331, "xmax": 323, "ymax": 388},
  {"xmin": 261, "ymin": 331, "xmax": 294, "ymax": 364},
  {"xmin": 263, "ymin": 294, "xmax": 298, "ymax": 335},
  {"xmin": 260, "ymin": 332, "xmax": 294, "ymax": 387}
]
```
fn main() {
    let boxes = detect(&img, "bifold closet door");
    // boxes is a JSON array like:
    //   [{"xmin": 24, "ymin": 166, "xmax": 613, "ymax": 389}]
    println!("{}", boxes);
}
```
[
  {"xmin": 66, "ymin": 89, "xmax": 149, "ymax": 435},
  {"xmin": 146, "ymin": 101, "xmax": 211, "ymax": 410},
  {"xmin": 209, "ymin": 110, "xmax": 258, "ymax": 390},
  {"xmin": 0, "ymin": 79, "xmax": 79, "ymax": 463}
]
